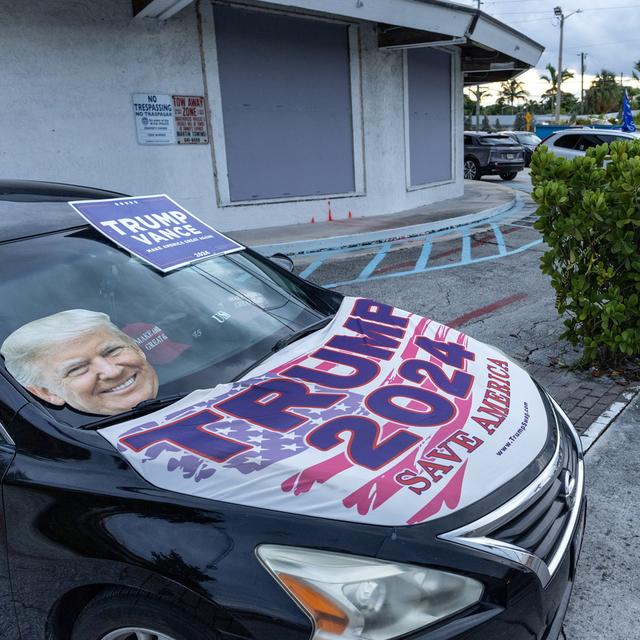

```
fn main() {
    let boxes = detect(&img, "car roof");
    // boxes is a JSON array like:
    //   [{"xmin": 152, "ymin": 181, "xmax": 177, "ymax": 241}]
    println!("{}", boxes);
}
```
[
  {"xmin": 0, "ymin": 180, "xmax": 125, "ymax": 243},
  {"xmin": 463, "ymin": 131, "xmax": 512, "ymax": 137},
  {"xmin": 552, "ymin": 128, "xmax": 636, "ymax": 136}
]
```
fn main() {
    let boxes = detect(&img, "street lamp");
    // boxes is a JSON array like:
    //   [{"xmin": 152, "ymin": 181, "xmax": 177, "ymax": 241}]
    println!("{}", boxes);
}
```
[{"xmin": 554, "ymin": 6, "xmax": 581, "ymax": 124}]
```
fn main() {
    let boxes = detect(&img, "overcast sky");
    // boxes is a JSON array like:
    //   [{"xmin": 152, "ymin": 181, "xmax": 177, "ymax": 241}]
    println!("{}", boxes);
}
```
[{"xmin": 455, "ymin": 0, "xmax": 640, "ymax": 99}]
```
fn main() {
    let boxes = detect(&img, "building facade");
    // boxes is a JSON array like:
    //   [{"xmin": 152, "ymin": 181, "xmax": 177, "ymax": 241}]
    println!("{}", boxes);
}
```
[{"xmin": 1, "ymin": 0, "xmax": 542, "ymax": 231}]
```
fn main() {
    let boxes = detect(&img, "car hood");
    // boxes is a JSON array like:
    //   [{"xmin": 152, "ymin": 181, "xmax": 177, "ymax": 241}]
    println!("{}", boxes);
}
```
[{"xmin": 100, "ymin": 297, "xmax": 549, "ymax": 526}]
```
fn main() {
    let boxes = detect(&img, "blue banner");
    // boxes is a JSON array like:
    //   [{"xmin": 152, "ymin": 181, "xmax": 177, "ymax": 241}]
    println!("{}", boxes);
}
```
[{"xmin": 69, "ymin": 194, "xmax": 242, "ymax": 272}]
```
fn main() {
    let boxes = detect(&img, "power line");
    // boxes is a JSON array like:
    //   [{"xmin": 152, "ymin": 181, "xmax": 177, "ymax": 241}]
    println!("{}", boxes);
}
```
[
  {"xmin": 492, "ymin": 4, "xmax": 640, "ymax": 14},
  {"xmin": 510, "ymin": 17, "xmax": 556, "ymax": 24},
  {"xmin": 571, "ymin": 37, "xmax": 640, "ymax": 47}
]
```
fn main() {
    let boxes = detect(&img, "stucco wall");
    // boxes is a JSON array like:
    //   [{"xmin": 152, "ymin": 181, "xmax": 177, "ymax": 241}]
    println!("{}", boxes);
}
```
[
  {"xmin": 0, "ymin": 0, "xmax": 463, "ymax": 232},
  {"xmin": 1, "ymin": 0, "xmax": 216, "ymax": 216}
]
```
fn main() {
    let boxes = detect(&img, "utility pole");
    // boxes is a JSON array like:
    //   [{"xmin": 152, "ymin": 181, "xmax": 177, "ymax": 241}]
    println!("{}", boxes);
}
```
[
  {"xmin": 554, "ymin": 7, "xmax": 581, "ymax": 123},
  {"xmin": 474, "ymin": 0, "xmax": 483, "ymax": 130},
  {"xmin": 578, "ymin": 52, "xmax": 586, "ymax": 113}
]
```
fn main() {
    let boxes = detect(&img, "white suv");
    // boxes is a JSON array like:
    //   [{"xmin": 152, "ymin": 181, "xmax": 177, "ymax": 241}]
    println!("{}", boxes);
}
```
[{"xmin": 541, "ymin": 128, "xmax": 639, "ymax": 159}]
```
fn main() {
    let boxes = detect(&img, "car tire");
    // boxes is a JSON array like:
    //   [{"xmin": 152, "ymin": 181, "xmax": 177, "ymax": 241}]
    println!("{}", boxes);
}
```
[
  {"xmin": 70, "ymin": 588, "xmax": 221, "ymax": 640},
  {"xmin": 499, "ymin": 172, "xmax": 518, "ymax": 181},
  {"xmin": 463, "ymin": 158, "xmax": 481, "ymax": 180}
]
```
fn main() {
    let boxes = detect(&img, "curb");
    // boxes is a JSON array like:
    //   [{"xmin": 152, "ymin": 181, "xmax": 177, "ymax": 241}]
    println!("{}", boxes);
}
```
[
  {"xmin": 253, "ymin": 193, "xmax": 519, "ymax": 256},
  {"xmin": 580, "ymin": 386, "xmax": 640, "ymax": 453}
]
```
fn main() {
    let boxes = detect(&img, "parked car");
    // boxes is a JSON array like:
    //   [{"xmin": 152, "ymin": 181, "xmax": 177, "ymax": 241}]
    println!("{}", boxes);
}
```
[
  {"xmin": 0, "ymin": 180, "xmax": 584, "ymax": 640},
  {"xmin": 541, "ymin": 127, "xmax": 640, "ymax": 159},
  {"xmin": 503, "ymin": 131, "xmax": 542, "ymax": 167},
  {"xmin": 463, "ymin": 132, "xmax": 525, "ymax": 181}
]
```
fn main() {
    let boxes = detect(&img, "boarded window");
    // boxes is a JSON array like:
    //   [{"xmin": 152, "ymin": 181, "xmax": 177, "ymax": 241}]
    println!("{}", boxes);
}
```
[
  {"xmin": 407, "ymin": 49, "xmax": 453, "ymax": 186},
  {"xmin": 214, "ymin": 5, "xmax": 356, "ymax": 201}
]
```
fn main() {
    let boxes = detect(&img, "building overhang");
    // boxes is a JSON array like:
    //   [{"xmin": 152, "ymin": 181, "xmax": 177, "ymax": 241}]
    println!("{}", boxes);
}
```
[
  {"xmin": 133, "ymin": 0, "xmax": 543, "ymax": 83},
  {"xmin": 132, "ymin": 0, "xmax": 195, "ymax": 20}
]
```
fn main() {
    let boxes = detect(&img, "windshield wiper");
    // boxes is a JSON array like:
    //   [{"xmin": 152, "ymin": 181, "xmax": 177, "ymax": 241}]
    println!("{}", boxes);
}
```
[
  {"xmin": 232, "ymin": 316, "xmax": 333, "ymax": 382},
  {"xmin": 271, "ymin": 316, "xmax": 333, "ymax": 352},
  {"xmin": 83, "ymin": 393, "xmax": 188, "ymax": 430}
]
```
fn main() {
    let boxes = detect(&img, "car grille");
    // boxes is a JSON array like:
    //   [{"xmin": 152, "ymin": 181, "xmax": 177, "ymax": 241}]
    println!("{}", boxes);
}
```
[
  {"xmin": 488, "ymin": 422, "xmax": 578, "ymax": 567},
  {"xmin": 440, "ymin": 394, "xmax": 584, "ymax": 587}
]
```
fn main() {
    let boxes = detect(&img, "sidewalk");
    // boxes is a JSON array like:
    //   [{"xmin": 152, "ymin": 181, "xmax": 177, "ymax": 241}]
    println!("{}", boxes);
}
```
[
  {"xmin": 563, "ymin": 392, "xmax": 640, "ymax": 639},
  {"xmin": 230, "ymin": 182, "xmax": 516, "ymax": 255}
]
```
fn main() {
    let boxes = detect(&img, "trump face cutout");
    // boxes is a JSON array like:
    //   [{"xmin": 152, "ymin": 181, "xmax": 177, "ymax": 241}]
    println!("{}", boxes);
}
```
[{"xmin": 28, "ymin": 328, "xmax": 159, "ymax": 415}]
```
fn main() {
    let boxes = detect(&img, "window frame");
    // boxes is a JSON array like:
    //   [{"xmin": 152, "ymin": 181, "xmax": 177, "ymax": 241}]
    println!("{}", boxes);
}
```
[
  {"xmin": 552, "ymin": 134, "xmax": 582, "ymax": 150},
  {"xmin": 403, "ymin": 47, "xmax": 457, "ymax": 191},
  {"xmin": 208, "ymin": 1, "xmax": 365, "ymax": 207}
]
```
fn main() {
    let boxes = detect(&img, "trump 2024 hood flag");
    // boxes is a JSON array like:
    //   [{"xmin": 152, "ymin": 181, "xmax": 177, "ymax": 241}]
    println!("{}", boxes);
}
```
[{"xmin": 98, "ymin": 298, "xmax": 549, "ymax": 527}]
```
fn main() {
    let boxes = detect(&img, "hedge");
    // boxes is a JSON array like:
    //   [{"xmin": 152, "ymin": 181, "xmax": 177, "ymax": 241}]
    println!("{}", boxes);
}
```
[{"xmin": 531, "ymin": 140, "xmax": 640, "ymax": 366}]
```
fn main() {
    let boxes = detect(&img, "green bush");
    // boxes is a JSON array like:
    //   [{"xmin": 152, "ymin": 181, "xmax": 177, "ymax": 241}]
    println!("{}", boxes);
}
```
[{"xmin": 531, "ymin": 141, "xmax": 640, "ymax": 366}]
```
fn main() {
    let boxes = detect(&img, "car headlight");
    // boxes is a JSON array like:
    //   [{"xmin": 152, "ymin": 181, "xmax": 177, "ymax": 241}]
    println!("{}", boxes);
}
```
[{"xmin": 256, "ymin": 545, "xmax": 484, "ymax": 639}]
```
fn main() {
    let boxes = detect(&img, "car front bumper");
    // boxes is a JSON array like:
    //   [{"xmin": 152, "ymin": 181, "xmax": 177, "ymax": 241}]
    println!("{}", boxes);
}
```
[
  {"xmin": 392, "ymin": 497, "xmax": 586, "ymax": 640},
  {"xmin": 407, "ymin": 392, "xmax": 586, "ymax": 640}
]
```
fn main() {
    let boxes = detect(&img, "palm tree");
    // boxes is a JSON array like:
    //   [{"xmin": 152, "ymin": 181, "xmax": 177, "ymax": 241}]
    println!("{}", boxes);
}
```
[
  {"xmin": 584, "ymin": 69, "xmax": 623, "ymax": 115},
  {"xmin": 523, "ymin": 98, "xmax": 541, "ymax": 115},
  {"xmin": 633, "ymin": 60, "xmax": 640, "ymax": 83},
  {"xmin": 540, "ymin": 63, "xmax": 575, "ymax": 111},
  {"xmin": 499, "ymin": 79, "xmax": 529, "ymax": 113}
]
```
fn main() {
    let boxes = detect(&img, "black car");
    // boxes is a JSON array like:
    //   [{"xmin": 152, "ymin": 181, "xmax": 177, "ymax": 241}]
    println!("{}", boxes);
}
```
[
  {"xmin": 0, "ymin": 181, "xmax": 584, "ymax": 640},
  {"xmin": 503, "ymin": 131, "xmax": 542, "ymax": 167},
  {"xmin": 463, "ymin": 132, "xmax": 525, "ymax": 181}
]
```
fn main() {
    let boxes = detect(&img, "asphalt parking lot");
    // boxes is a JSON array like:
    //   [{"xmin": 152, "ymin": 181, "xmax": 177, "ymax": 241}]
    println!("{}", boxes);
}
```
[{"xmin": 295, "ymin": 169, "xmax": 636, "ymax": 435}]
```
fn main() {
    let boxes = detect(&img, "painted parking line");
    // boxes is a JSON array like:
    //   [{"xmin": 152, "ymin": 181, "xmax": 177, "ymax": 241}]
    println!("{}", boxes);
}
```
[
  {"xmin": 371, "ymin": 225, "xmax": 520, "ymax": 278},
  {"xmin": 461, "ymin": 231, "xmax": 471, "ymax": 263},
  {"xmin": 414, "ymin": 240, "xmax": 432, "ymax": 271},
  {"xmin": 356, "ymin": 243, "xmax": 391, "ymax": 281},
  {"xmin": 322, "ymin": 237, "xmax": 542, "ymax": 288},
  {"xmin": 447, "ymin": 293, "xmax": 529, "ymax": 328},
  {"xmin": 299, "ymin": 255, "xmax": 327, "ymax": 280},
  {"xmin": 490, "ymin": 223, "xmax": 507, "ymax": 256},
  {"xmin": 295, "ymin": 196, "xmax": 542, "ymax": 288}
]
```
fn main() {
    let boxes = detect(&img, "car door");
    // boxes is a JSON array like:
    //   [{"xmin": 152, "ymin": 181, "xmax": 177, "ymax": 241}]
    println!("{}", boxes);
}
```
[{"xmin": 0, "ymin": 392, "xmax": 19, "ymax": 639}]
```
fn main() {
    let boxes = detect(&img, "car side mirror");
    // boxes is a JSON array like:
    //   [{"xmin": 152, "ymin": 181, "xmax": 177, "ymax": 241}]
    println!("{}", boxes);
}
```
[{"xmin": 270, "ymin": 252, "xmax": 294, "ymax": 273}]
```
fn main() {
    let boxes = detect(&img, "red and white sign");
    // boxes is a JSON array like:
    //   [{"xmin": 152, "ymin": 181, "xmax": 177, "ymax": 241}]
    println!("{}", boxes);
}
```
[
  {"xmin": 99, "ymin": 298, "xmax": 548, "ymax": 526},
  {"xmin": 172, "ymin": 95, "xmax": 208, "ymax": 144}
]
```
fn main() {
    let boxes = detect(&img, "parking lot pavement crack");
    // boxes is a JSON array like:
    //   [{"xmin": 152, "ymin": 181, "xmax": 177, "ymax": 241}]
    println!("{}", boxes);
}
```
[{"xmin": 521, "ymin": 343, "xmax": 543, "ymax": 364}]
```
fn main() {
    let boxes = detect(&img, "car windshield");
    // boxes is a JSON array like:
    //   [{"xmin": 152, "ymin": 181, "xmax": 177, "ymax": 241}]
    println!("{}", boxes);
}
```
[
  {"xmin": 0, "ymin": 228, "xmax": 336, "ymax": 427},
  {"xmin": 515, "ymin": 133, "xmax": 541, "ymax": 145},
  {"xmin": 478, "ymin": 136, "xmax": 517, "ymax": 146}
]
